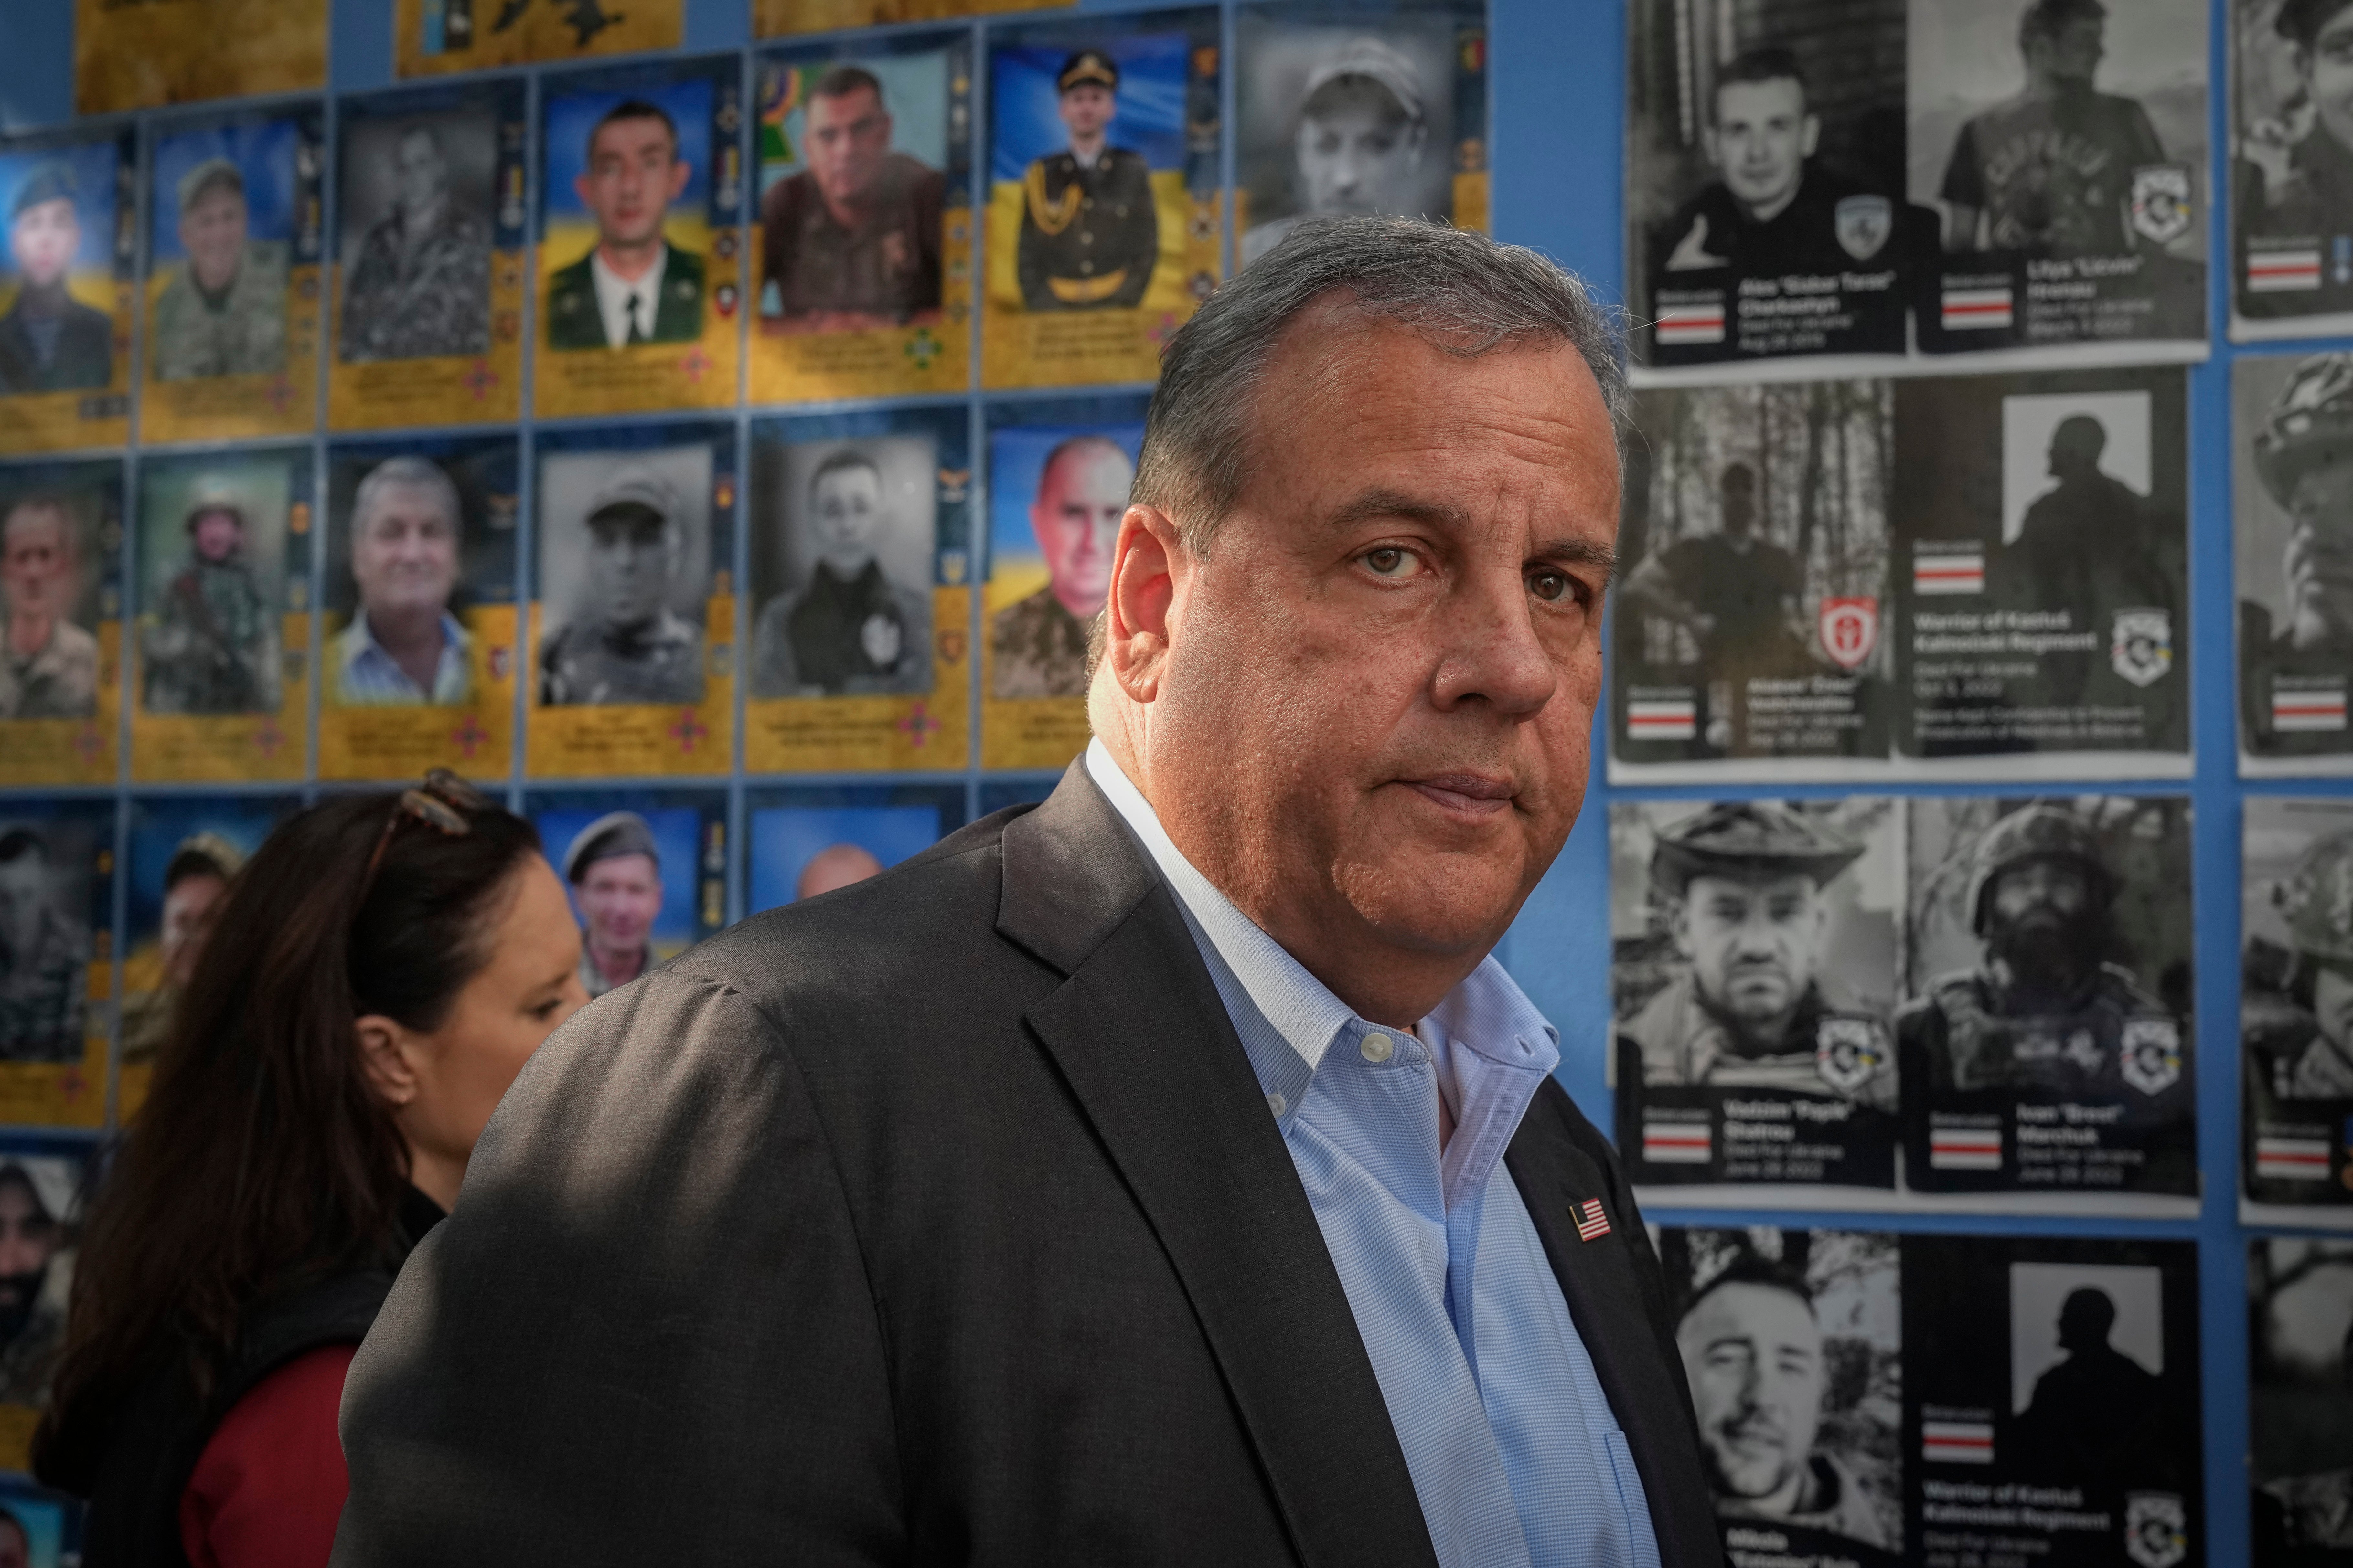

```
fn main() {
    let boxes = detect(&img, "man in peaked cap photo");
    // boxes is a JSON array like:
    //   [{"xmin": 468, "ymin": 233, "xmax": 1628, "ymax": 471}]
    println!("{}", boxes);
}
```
[
  {"xmin": 0, "ymin": 163, "xmax": 112, "ymax": 395},
  {"xmin": 1241, "ymin": 36, "xmax": 1431, "ymax": 268},
  {"xmin": 1898, "ymin": 801, "xmax": 2181, "ymax": 1098},
  {"xmin": 1620, "ymin": 801, "xmax": 1893, "ymax": 1107},
  {"xmin": 335, "ymin": 218, "xmax": 1726, "ymax": 1565},
  {"xmin": 142, "ymin": 482, "xmax": 278, "ymax": 717},
  {"xmin": 1016, "ymin": 48, "xmax": 1160, "ymax": 312},
  {"xmin": 2245, "ymin": 354, "xmax": 2353, "ymax": 758},
  {"xmin": 562, "ymin": 812, "xmax": 662, "ymax": 1000},
  {"xmin": 149, "ymin": 157, "xmax": 288, "ymax": 383},
  {"xmin": 540, "ymin": 465, "xmax": 705, "ymax": 708},
  {"xmin": 545, "ymin": 100, "xmax": 706, "ymax": 352}
]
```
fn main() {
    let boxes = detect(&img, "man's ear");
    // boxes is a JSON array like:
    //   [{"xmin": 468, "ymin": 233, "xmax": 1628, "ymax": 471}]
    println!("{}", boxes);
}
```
[
  {"xmin": 1800, "ymin": 114, "xmax": 1821, "ymax": 159},
  {"xmin": 355, "ymin": 1015, "xmax": 421, "ymax": 1109},
  {"xmin": 1104, "ymin": 503, "xmax": 1183, "ymax": 704},
  {"xmin": 667, "ymin": 159, "xmax": 693, "ymax": 203}
]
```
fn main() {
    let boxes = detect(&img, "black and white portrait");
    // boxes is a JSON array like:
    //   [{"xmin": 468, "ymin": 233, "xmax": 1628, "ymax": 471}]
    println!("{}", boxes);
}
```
[
  {"xmin": 337, "ymin": 105, "xmax": 497, "ymax": 364},
  {"xmin": 1234, "ymin": 9, "xmax": 1466, "ymax": 268},
  {"xmin": 536, "ymin": 442, "xmax": 712, "ymax": 709},
  {"xmin": 1614, "ymin": 379, "xmax": 1894, "ymax": 772},
  {"xmin": 1660, "ymin": 1227, "xmax": 1903, "ymax": 1555},
  {"xmin": 1626, "ymin": 0, "xmax": 1910, "ymax": 366},
  {"xmin": 749, "ymin": 432, "xmax": 936, "ymax": 700},
  {"xmin": 2238, "ymin": 354, "xmax": 2353, "ymax": 771},
  {"xmin": 2251, "ymin": 1236, "xmax": 2353, "ymax": 1558},
  {"xmin": 0, "ymin": 810, "xmax": 97, "ymax": 1065},
  {"xmin": 1900, "ymin": 794, "xmax": 2196, "ymax": 1197},
  {"xmin": 2234, "ymin": 0, "xmax": 2353, "ymax": 334}
]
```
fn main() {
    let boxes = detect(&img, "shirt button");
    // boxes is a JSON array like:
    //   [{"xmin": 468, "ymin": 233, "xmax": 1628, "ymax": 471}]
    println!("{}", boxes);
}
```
[
  {"xmin": 1360, "ymin": 1033, "xmax": 1394, "ymax": 1064},
  {"xmin": 1266, "ymin": 1091, "xmax": 1287, "ymax": 1117}
]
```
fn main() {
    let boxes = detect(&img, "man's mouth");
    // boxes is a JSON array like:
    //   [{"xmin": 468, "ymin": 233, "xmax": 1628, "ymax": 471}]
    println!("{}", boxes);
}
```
[{"xmin": 1402, "ymin": 774, "xmax": 1515, "ymax": 817}]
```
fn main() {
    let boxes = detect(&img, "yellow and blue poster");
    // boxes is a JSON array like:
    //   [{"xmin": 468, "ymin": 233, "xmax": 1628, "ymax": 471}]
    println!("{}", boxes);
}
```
[
  {"xmin": 141, "ymin": 105, "xmax": 325, "ymax": 444},
  {"xmin": 743, "ymin": 784, "xmax": 963, "ymax": 913},
  {"xmin": 119, "ymin": 794, "xmax": 296, "ymax": 1119},
  {"xmin": 330, "ymin": 78, "xmax": 529, "ymax": 431},
  {"xmin": 980, "ymin": 395, "xmax": 1143, "ymax": 770},
  {"xmin": 0, "ymin": 459, "xmax": 122, "ymax": 788},
  {"xmin": 744, "ymin": 402, "xmax": 970, "ymax": 773},
  {"xmin": 535, "ymin": 57, "xmax": 745, "ymax": 418},
  {"xmin": 750, "ymin": 29, "xmax": 973, "ymax": 404},
  {"xmin": 76, "ymin": 0, "xmax": 325, "ymax": 114},
  {"xmin": 0, "ymin": 130, "xmax": 134, "ymax": 453},
  {"xmin": 529, "ymin": 790, "xmax": 725, "ymax": 997},
  {"xmin": 983, "ymin": 9, "xmax": 1222, "ymax": 389}
]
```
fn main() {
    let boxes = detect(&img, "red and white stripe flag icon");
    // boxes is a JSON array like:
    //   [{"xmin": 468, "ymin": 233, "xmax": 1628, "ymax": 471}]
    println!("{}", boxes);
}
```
[
  {"xmin": 1930, "ymin": 1125, "xmax": 2002, "ymax": 1170},
  {"xmin": 1574, "ymin": 1199, "xmax": 1612, "ymax": 1242},
  {"xmin": 2250, "ymin": 249, "xmax": 2323, "ymax": 292},
  {"xmin": 1923, "ymin": 1420, "xmax": 1995, "ymax": 1464},
  {"xmin": 2257, "ymin": 1136, "xmax": 2331, "ymax": 1182}
]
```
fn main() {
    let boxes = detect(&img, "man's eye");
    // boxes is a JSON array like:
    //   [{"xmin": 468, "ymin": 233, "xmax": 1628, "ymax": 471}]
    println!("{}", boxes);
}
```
[
  {"xmin": 1363, "ymin": 547, "xmax": 1412, "ymax": 577},
  {"xmin": 1530, "ymin": 571, "xmax": 1571, "ymax": 603}
]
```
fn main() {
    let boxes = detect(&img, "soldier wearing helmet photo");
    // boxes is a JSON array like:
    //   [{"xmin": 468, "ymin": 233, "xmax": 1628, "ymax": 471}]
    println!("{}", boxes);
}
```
[
  {"xmin": 141, "ymin": 482, "xmax": 278, "ymax": 716},
  {"xmin": 1900, "ymin": 802, "xmax": 2183, "ymax": 1100},
  {"xmin": 539, "ymin": 465, "xmax": 705, "ymax": 708},
  {"xmin": 2248, "ymin": 821, "xmax": 2353, "ymax": 1104},
  {"xmin": 2241, "ymin": 353, "xmax": 2353, "ymax": 760},
  {"xmin": 1618, "ymin": 802, "xmax": 1895, "ymax": 1109}
]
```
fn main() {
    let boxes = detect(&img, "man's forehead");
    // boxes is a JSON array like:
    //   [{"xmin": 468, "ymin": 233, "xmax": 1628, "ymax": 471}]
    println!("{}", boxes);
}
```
[
  {"xmin": 1687, "ymin": 868, "xmax": 1819, "ymax": 900},
  {"xmin": 15, "ymin": 196, "xmax": 75, "ymax": 224},
  {"xmin": 1717, "ymin": 77, "xmax": 1806, "ymax": 119},
  {"xmin": 594, "ymin": 118, "xmax": 674, "ymax": 158}
]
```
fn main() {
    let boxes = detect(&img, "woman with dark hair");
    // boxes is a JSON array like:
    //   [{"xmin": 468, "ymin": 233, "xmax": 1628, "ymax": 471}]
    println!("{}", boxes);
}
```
[{"xmin": 33, "ymin": 772, "xmax": 589, "ymax": 1567}]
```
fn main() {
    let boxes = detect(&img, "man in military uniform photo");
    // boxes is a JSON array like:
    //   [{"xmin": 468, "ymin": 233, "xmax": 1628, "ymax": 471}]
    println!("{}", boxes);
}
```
[
  {"xmin": 760, "ymin": 65, "xmax": 945, "ymax": 329},
  {"xmin": 0, "ymin": 831, "xmax": 86, "ymax": 1063},
  {"xmin": 751, "ymin": 447, "xmax": 932, "ymax": 699},
  {"xmin": 541, "ymin": 467, "xmax": 704, "ymax": 707},
  {"xmin": 148, "ymin": 158, "xmax": 288, "ymax": 383},
  {"xmin": 2002, "ymin": 412, "xmax": 2176, "ymax": 705},
  {"xmin": 1675, "ymin": 1257, "xmax": 1898, "ymax": 1549},
  {"xmin": 562, "ymin": 812, "xmax": 661, "ymax": 1000},
  {"xmin": 2239, "ymin": 0, "xmax": 2353, "ymax": 317},
  {"xmin": 1619, "ymin": 802, "xmax": 1895, "ymax": 1107},
  {"xmin": 142, "ymin": 484, "xmax": 277, "ymax": 717},
  {"xmin": 545, "ymin": 100, "xmax": 705, "ymax": 352},
  {"xmin": 1648, "ymin": 48, "xmax": 1894, "ymax": 292},
  {"xmin": 1240, "ymin": 36, "xmax": 1430, "ymax": 268},
  {"xmin": 1621, "ymin": 462, "xmax": 1810, "ymax": 703},
  {"xmin": 1937, "ymin": 0, "xmax": 2170, "ymax": 258},
  {"xmin": 0, "ymin": 164, "xmax": 112, "ymax": 395},
  {"xmin": 0, "ymin": 496, "xmax": 97, "ymax": 721},
  {"xmin": 1016, "ymin": 50, "xmax": 1159, "ymax": 312},
  {"xmin": 2248, "ymin": 827, "xmax": 2353, "ymax": 1100},
  {"xmin": 1899, "ymin": 803, "xmax": 2181, "ymax": 1097},
  {"xmin": 341, "ymin": 123, "xmax": 492, "ymax": 363},
  {"xmin": 2245, "ymin": 354, "xmax": 2353, "ymax": 758},
  {"xmin": 119, "ymin": 832, "xmax": 240, "ymax": 1065},
  {"xmin": 334, "ymin": 456, "xmax": 469, "ymax": 706},
  {"xmin": 990, "ymin": 433, "xmax": 1131, "ymax": 700}
]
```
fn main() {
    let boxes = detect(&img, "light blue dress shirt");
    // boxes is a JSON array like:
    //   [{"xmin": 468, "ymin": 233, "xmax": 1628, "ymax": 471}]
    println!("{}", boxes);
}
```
[
  {"xmin": 1086, "ymin": 742, "xmax": 1662, "ymax": 1568},
  {"xmin": 335, "ymin": 610, "xmax": 471, "ymax": 705}
]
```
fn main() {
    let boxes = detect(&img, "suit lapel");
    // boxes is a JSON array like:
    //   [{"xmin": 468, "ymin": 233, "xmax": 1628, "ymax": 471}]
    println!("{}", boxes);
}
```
[
  {"xmin": 1003, "ymin": 767, "xmax": 1440, "ymax": 1568},
  {"xmin": 1505, "ymin": 1092, "xmax": 1724, "ymax": 1568}
]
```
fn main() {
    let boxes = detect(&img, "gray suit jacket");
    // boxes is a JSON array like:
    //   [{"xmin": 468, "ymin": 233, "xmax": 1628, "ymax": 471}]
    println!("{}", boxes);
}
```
[{"xmin": 330, "ymin": 764, "xmax": 1722, "ymax": 1567}]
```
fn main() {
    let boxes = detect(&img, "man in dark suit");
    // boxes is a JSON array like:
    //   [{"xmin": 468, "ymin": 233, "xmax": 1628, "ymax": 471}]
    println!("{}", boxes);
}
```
[
  {"xmin": 0, "ymin": 164, "xmax": 113, "ymax": 395},
  {"xmin": 544, "ymin": 99, "xmax": 706, "ymax": 351},
  {"xmin": 333, "ymin": 216, "xmax": 1723, "ymax": 1568},
  {"xmin": 1016, "ymin": 49, "xmax": 1160, "ymax": 311}
]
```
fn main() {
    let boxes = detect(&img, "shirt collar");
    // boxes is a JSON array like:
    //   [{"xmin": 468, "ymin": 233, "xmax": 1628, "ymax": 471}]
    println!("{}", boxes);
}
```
[
  {"xmin": 590, "ymin": 245, "xmax": 668, "ymax": 344},
  {"xmin": 1083, "ymin": 738, "xmax": 1560, "ymax": 1086},
  {"xmin": 342, "ymin": 609, "xmax": 468, "ymax": 682}
]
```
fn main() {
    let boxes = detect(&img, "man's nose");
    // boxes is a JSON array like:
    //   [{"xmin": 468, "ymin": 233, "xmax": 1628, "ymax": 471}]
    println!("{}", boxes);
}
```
[{"xmin": 1428, "ymin": 571, "xmax": 1557, "ymax": 715}]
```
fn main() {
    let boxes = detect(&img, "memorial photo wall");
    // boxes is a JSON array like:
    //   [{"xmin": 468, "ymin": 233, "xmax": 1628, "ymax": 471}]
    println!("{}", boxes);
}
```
[{"xmin": 0, "ymin": 0, "xmax": 2339, "ymax": 1561}]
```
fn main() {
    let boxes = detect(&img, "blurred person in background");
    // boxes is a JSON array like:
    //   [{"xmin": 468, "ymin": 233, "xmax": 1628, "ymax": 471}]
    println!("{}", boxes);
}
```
[
  {"xmin": 34, "ymin": 772, "xmax": 586, "ymax": 1567},
  {"xmin": 562, "ymin": 813, "xmax": 661, "ymax": 999}
]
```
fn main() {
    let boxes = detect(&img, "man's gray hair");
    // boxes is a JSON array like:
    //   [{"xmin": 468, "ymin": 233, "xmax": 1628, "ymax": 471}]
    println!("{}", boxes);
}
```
[
  {"xmin": 353, "ymin": 455, "xmax": 463, "ymax": 543},
  {"xmin": 1130, "ymin": 215, "xmax": 1628, "ymax": 553}
]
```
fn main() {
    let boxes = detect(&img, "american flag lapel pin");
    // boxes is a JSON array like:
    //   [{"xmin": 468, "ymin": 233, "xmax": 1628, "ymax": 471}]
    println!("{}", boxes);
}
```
[{"xmin": 1574, "ymin": 1198, "xmax": 1611, "ymax": 1242}]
